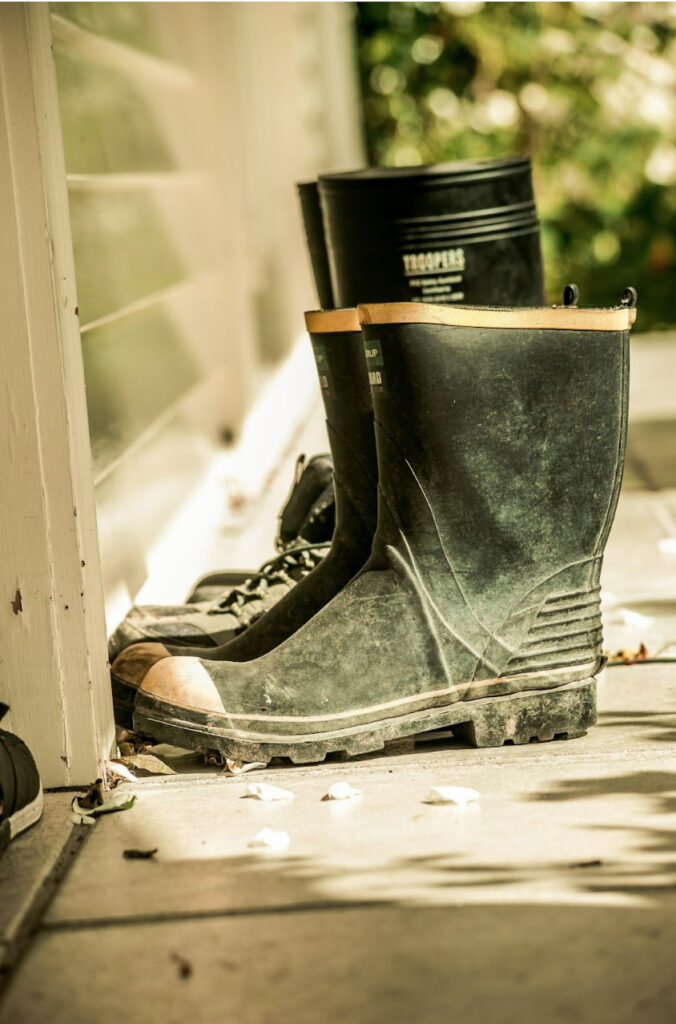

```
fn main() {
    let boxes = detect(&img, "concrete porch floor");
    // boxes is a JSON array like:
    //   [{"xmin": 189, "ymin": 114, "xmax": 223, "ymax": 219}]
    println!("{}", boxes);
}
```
[{"xmin": 1, "ymin": 334, "xmax": 676, "ymax": 1023}]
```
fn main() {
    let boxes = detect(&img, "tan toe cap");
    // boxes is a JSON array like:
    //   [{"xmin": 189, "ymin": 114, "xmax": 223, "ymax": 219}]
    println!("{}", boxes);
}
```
[
  {"xmin": 140, "ymin": 657, "xmax": 227, "ymax": 714},
  {"xmin": 111, "ymin": 642, "xmax": 172, "ymax": 689}
]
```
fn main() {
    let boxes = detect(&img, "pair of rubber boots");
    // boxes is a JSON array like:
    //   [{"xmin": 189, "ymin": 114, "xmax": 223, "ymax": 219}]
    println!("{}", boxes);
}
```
[{"xmin": 111, "ymin": 293, "xmax": 636, "ymax": 763}]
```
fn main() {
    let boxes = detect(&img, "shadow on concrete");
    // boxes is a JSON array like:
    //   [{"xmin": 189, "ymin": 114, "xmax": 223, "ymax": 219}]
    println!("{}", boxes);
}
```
[
  {"xmin": 4, "ymin": 760, "xmax": 676, "ymax": 1024},
  {"xmin": 596, "ymin": 709, "xmax": 676, "ymax": 745}
]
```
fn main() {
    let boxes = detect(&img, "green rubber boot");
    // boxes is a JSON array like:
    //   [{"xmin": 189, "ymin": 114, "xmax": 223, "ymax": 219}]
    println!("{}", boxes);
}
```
[{"xmin": 116, "ymin": 295, "xmax": 635, "ymax": 762}]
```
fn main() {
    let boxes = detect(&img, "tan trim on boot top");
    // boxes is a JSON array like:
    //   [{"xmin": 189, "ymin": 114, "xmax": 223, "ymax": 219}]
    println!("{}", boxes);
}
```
[
  {"xmin": 304, "ymin": 309, "xmax": 360, "ymax": 333},
  {"xmin": 357, "ymin": 302, "xmax": 636, "ymax": 332}
]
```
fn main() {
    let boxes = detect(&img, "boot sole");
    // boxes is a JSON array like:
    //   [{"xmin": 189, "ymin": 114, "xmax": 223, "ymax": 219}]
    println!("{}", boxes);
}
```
[{"xmin": 133, "ymin": 677, "xmax": 596, "ymax": 764}]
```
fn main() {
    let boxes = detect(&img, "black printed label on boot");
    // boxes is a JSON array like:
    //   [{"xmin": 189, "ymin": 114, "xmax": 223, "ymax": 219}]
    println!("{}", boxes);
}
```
[
  {"xmin": 364, "ymin": 339, "xmax": 384, "ymax": 392},
  {"xmin": 312, "ymin": 343, "xmax": 331, "ymax": 393}
]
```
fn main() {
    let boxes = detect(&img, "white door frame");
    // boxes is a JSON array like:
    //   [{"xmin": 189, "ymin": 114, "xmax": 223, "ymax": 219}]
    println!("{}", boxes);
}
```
[{"xmin": 0, "ymin": 4, "xmax": 114, "ymax": 788}]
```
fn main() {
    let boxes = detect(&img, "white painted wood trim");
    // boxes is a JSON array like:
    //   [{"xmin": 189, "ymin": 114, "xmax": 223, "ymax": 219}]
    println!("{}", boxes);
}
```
[{"xmin": 0, "ymin": 4, "xmax": 114, "ymax": 787}]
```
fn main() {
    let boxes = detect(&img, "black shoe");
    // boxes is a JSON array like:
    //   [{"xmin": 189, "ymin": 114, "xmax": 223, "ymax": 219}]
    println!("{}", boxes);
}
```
[{"xmin": 0, "ymin": 704, "xmax": 43, "ymax": 853}]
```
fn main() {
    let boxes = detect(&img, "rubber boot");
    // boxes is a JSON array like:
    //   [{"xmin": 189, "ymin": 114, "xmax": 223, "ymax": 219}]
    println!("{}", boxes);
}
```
[
  {"xmin": 116, "ymin": 294, "xmax": 635, "ymax": 762},
  {"xmin": 111, "ymin": 309, "xmax": 379, "ymax": 722},
  {"xmin": 318, "ymin": 157, "xmax": 544, "ymax": 307}
]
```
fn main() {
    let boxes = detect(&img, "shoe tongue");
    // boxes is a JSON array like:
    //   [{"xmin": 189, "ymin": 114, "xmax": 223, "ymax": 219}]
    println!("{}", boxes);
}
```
[
  {"xmin": 277, "ymin": 455, "xmax": 333, "ymax": 546},
  {"xmin": 296, "ymin": 482, "xmax": 335, "ymax": 545}
]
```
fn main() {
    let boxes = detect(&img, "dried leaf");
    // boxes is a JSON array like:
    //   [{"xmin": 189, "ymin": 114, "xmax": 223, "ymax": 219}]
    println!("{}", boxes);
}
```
[
  {"xmin": 226, "ymin": 759, "xmax": 269, "ymax": 775},
  {"xmin": 608, "ymin": 643, "xmax": 651, "ymax": 665},
  {"xmin": 71, "ymin": 791, "xmax": 137, "ymax": 825},
  {"xmin": 170, "ymin": 952, "xmax": 192, "ymax": 979},
  {"xmin": 119, "ymin": 754, "xmax": 176, "ymax": 776},
  {"xmin": 77, "ymin": 779, "xmax": 105, "ymax": 811},
  {"xmin": 108, "ymin": 761, "xmax": 138, "ymax": 783}
]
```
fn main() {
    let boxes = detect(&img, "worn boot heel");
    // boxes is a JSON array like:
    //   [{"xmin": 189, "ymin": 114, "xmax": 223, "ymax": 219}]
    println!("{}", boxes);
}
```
[{"xmin": 451, "ymin": 678, "xmax": 597, "ymax": 748}]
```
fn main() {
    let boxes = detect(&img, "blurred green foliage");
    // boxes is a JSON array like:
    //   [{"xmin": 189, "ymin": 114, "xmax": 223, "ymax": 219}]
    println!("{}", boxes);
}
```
[{"xmin": 355, "ymin": 1, "xmax": 676, "ymax": 328}]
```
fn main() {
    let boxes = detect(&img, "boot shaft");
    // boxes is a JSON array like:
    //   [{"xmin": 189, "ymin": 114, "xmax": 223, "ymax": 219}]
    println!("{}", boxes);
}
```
[
  {"xmin": 297, "ymin": 181, "xmax": 335, "ymax": 310},
  {"xmin": 319, "ymin": 158, "xmax": 544, "ymax": 308},
  {"xmin": 358, "ymin": 300, "xmax": 634, "ymax": 678},
  {"xmin": 305, "ymin": 309, "xmax": 379, "ymax": 553}
]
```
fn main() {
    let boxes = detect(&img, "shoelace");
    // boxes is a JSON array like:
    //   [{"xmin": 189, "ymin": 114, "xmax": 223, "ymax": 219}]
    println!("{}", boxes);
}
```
[{"xmin": 207, "ymin": 543, "xmax": 330, "ymax": 617}]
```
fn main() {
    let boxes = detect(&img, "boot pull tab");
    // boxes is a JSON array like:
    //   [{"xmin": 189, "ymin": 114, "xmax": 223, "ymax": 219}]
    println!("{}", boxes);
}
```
[
  {"xmin": 621, "ymin": 286, "xmax": 638, "ymax": 308},
  {"xmin": 563, "ymin": 284, "xmax": 579, "ymax": 307}
]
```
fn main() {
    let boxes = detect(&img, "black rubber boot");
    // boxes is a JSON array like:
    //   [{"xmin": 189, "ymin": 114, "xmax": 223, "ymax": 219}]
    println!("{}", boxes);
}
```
[
  {"xmin": 117, "ymin": 296, "xmax": 635, "ymax": 762},
  {"xmin": 318, "ymin": 158, "xmax": 544, "ymax": 307},
  {"xmin": 111, "ymin": 309, "xmax": 379, "ymax": 721}
]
